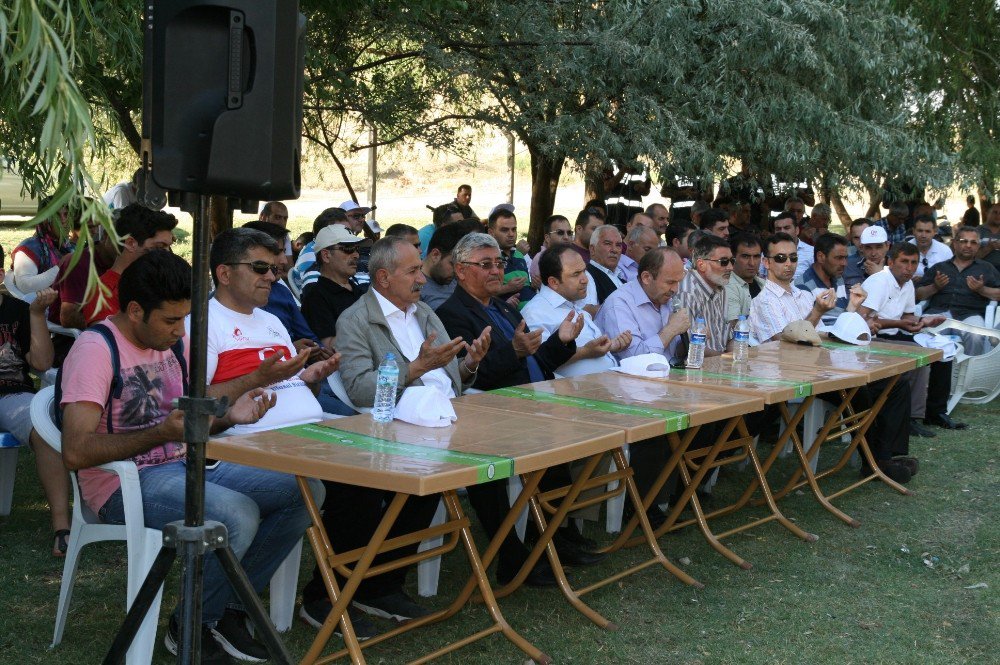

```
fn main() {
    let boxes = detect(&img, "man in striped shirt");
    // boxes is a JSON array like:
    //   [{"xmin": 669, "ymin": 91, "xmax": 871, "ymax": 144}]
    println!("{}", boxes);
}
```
[{"xmin": 676, "ymin": 234, "xmax": 733, "ymax": 354}]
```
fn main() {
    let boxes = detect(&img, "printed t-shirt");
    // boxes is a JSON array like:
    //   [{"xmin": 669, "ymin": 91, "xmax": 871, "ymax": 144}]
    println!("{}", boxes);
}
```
[{"xmin": 59, "ymin": 319, "xmax": 189, "ymax": 513}]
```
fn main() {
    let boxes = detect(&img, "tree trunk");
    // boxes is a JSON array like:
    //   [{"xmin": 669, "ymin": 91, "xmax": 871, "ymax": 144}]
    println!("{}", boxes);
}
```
[
  {"xmin": 583, "ymin": 159, "xmax": 605, "ymax": 205},
  {"xmin": 820, "ymin": 186, "xmax": 853, "ymax": 227},
  {"xmin": 527, "ymin": 149, "xmax": 564, "ymax": 254},
  {"xmin": 864, "ymin": 183, "xmax": 881, "ymax": 219},
  {"xmin": 208, "ymin": 195, "xmax": 232, "ymax": 238}
]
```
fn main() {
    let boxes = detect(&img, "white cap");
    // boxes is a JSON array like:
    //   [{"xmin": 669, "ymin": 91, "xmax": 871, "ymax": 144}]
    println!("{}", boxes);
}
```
[
  {"xmin": 338, "ymin": 200, "xmax": 371, "ymax": 215},
  {"xmin": 860, "ymin": 226, "xmax": 888, "ymax": 244},
  {"xmin": 818, "ymin": 311, "xmax": 872, "ymax": 346},
  {"xmin": 489, "ymin": 203, "xmax": 515, "ymax": 217},
  {"xmin": 314, "ymin": 224, "xmax": 362, "ymax": 252}
]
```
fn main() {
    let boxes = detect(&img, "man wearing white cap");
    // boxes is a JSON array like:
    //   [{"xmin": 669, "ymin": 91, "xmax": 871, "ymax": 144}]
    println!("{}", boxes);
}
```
[
  {"xmin": 300, "ymin": 225, "xmax": 366, "ymax": 351},
  {"xmin": 843, "ymin": 224, "xmax": 889, "ymax": 288}
]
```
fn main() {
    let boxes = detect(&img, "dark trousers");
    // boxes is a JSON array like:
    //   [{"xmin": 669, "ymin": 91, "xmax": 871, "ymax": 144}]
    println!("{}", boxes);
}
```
[
  {"xmin": 925, "ymin": 359, "xmax": 953, "ymax": 418},
  {"xmin": 819, "ymin": 376, "xmax": 911, "ymax": 462},
  {"xmin": 629, "ymin": 423, "xmax": 721, "ymax": 504},
  {"xmin": 302, "ymin": 481, "xmax": 441, "ymax": 604}
]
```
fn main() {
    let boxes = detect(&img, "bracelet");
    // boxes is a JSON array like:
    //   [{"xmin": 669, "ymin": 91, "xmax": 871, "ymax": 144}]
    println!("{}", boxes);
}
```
[{"xmin": 463, "ymin": 361, "xmax": 479, "ymax": 373}]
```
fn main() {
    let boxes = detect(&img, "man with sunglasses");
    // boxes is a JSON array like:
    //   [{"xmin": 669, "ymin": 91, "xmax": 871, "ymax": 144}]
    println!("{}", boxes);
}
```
[
  {"xmin": 81, "ymin": 203, "xmax": 177, "ymax": 326},
  {"xmin": 916, "ymin": 225, "xmax": 1000, "ymax": 361},
  {"xmin": 528, "ymin": 214, "xmax": 574, "ymax": 285},
  {"xmin": 676, "ymin": 234, "xmax": 733, "ymax": 354},
  {"xmin": 749, "ymin": 232, "xmax": 837, "ymax": 343},
  {"xmin": 772, "ymin": 211, "xmax": 813, "ymax": 281},
  {"xmin": 300, "ymin": 224, "xmax": 367, "ymax": 351},
  {"xmin": 908, "ymin": 215, "xmax": 953, "ymax": 279}
]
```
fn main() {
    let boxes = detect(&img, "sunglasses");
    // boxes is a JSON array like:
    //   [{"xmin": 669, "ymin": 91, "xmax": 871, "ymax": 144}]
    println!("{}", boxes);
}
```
[
  {"xmin": 548, "ymin": 230, "xmax": 572, "ymax": 236},
  {"xmin": 331, "ymin": 244, "xmax": 360, "ymax": 254},
  {"xmin": 767, "ymin": 253, "xmax": 799, "ymax": 264},
  {"xmin": 227, "ymin": 261, "xmax": 281, "ymax": 276},
  {"xmin": 459, "ymin": 259, "xmax": 507, "ymax": 270},
  {"xmin": 956, "ymin": 238, "xmax": 980, "ymax": 245},
  {"xmin": 702, "ymin": 257, "xmax": 734, "ymax": 267}
]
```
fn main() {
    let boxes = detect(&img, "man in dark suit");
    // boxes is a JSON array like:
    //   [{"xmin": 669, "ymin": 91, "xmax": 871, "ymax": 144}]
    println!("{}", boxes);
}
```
[
  {"xmin": 436, "ymin": 232, "xmax": 607, "ymax": 567},
  {"xmin": 436, "ymin": 232, "xmax": 580, "ymax": 390}
]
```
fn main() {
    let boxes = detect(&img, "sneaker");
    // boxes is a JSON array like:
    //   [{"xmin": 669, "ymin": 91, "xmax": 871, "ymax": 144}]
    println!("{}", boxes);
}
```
[
  {"xmin": 353, "ymin": 591, "xmax": 431, "ymax": 622},
  {"xmin": 298, "ymin": 599, "xmax": 377, "ymax": 641},
  {"xmin": 211, "ymin": 609, "xmax": 269, "ymax": 663},
  {"xmin": 164, "ymin": 614, "xmax": 234, "ymax": 664}
]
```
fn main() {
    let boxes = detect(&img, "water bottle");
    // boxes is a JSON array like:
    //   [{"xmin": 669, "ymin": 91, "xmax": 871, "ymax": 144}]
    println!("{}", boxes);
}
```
[
  {"xmin": 372, "ymin": 353, "xmax": 399, "ymax": 423},
  {"xmin": 685, "ymin": 317, "xmax": 707, "ymax": 369},
  {"xmin": 732, "ymin": 315, "xmax": 750, "ymax": 362}
]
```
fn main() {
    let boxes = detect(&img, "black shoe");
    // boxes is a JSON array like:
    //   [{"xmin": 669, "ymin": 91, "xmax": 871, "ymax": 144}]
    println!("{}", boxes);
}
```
[
  {"xmin": 353, "ymin": 591, "xmax": 431, "ymax": 622},
  {"xmin": 623, "ymin": 504, "xmax": 668, "ymax": 531},
  {"xmin": 556, "ymin": 524, "xmax": 598, "ymax": 551},
  {"xmin": 925, "ymin": 413, "xmax": 967, "ymax": 430},
  {"xmin": 892, "ymin": 456, "xmax": 919, "ymax": 476},
  {"xmin": 552, "ymin": 534, "xmax": 607, "ymax": 567},
  {"xmin": 863, "ymin": 460, "xmax": 911, "ymax": 484},
  {"xmin": 298, "ymin": 599, "xmax": 377, "ymax": 641},
  {"xmin": 212, "ymin": 610, "xmax": 269, "ymax": 663},
  {"xmin": 164, "ymin": 614, "xmax": 234, "ymax": 664},
  {"xmin": 498, "ymin": 559, "xmax": 558, "ymax": 588},
  {"xmin": 909, "ymin": 419, "xmax": 937, "ymax": 438}
]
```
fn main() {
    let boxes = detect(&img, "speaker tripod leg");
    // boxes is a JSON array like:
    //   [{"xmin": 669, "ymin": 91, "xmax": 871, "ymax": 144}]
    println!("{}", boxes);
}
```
[{"xmin": 102, "ymin": 546, "xmax": 177, "ymax": 665}]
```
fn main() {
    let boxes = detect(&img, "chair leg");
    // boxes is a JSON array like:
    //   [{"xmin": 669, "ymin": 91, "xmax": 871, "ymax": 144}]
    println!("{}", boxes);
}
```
[
  {"xmin": 417, "ymin": 500, "xmax": 447, "ymax": 597},
  {"xmin": 124, "ymin": 529, "xmax": 164, "ymax": 665},
  {"xmin": 269, "ymin": 538, "xmax": 303, "ymax": 632},
  {"xmin": 0, "ymin": 447, "xmax": 19, "ymax": 517}
]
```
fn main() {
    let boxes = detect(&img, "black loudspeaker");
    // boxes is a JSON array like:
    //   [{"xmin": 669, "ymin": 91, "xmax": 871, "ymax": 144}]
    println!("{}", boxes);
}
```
[{"xmin": 144, "ymin": 0, "xmax": 305, "ymax": 200}]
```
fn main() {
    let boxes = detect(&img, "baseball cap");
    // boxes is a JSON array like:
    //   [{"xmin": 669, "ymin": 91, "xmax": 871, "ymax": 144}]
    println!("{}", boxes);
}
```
[
  {"xmin": 859, "ymin": 226, "xmax": 888, "ymax": 245},
  {"xmin": 314, "ymin": 224, "xmax": 362, "ymax": 252},
  {"xmin": 489, "ymin": 203, "xmax": 515, "ymax": 217},
  {"xmin": 818, "ymin": 312, "xmax": 872, "ymax": 346},
  {"xmin": 338, "ymin": 200, "xmax": 372, "ymax": 215},
  {"xmin": 780, "ymin": 320, "xmax": 821, "ymax": 346}
]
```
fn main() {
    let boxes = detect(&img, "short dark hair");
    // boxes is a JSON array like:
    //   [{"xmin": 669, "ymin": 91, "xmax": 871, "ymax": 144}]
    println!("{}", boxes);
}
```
[
  {"xmin": 889, "ymin": 241, "xmax": 919, "ymax": 261},
  {"xmin": 312, "ymin": 207, "xmax": 348, "ymax": 236},
  {"xmin": 772, "ymin": 211, "xmax": 796, "ymax": 228},
  {"xmin": 433, "ymin": 203, "xmax": 463, "ymax": 226},
  {"xmin": 849, "ymin": 218, "xmax": 871, "ymax": 232},
  {"xmin": 699, "ymin": 208, "xmax": 728, "ymax": 231},
  {"xmin": 210, "ymin": 228, "xmax": 279, "ymax": 286},
  {"xmin": 955, "ymin": 225, "xmax": 980, "ymax": 241},
  {"xmin": 259, "ymin": 201, "xmax": 285, "ymax": 217},
  {"xmin": 488, "ymin": 208, "xmax": 516, "ymax": 228},
  {"xmin": 666, "ymin": 222, "xmax": 695, "ymax": 246},
  {"xmin": 544, "ymin": 214, "xmax": 569, "ymax": 234},
  {"xmin": 766, "ymin": 232, "xmax": 797, "ymax": 256},
  {"xmin": 584, "ymin": 199, "xmax": 607, "ymax": 214},
  {"xmin": 539, "ymin": 244, "xmax": 579, "ymax": 284},
  {"xmin": 457, "ymin": 184, "xmax": 472, "ymax": 194},
  {"xmin": 729, "ymin": 232, "xmax": 761, "ymax": 254},
  {"xmin": 912, "ymin": 214, "xmax": 936, "ymax": 229},
  {"xmin": 114, "ymin": 204, "xmax": 178, "ymax": 245},
  {"xmin": 576, "ymin": 207, "xmax": 605, "ymax": 228},
  {"xmin": 385, "ymin": 223, "xmax": 419, "ymax": 237},
  {"xmin": 118, "ymin": 249, "xmax": 191, "ymax": 321},
  {"xmin": 242, "ymin": 220, "xmax": 286, "ymax": 243},
  {"xmin": 295, "ymin": 231, "xmax": 314, "ymax": 245},
  {"xmin": 638, "ymin": 246, "xmax": 679, "ymax": 279},
  {"xmin": 427, "ymin": 221, "xmax": 475, "ymax": 257},
  {"xmin": 691, "ymin": 233, "xmax": 730, "ymax": 262},
  {"xmin": 814, "ymin": 232, "xmax": 849, "ymax": 258}
]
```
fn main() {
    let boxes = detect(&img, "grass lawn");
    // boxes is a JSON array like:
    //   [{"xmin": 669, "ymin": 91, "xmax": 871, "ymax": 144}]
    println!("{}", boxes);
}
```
[{"xmin": 1, "ymin": 397, "xmax": 996, "ymax": 664}]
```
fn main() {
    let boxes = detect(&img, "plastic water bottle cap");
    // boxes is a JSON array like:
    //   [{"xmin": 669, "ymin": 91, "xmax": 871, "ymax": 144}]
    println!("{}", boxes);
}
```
[{"xmin": 385, "ymin": 352, "xmax": 395, "ymax": 361}]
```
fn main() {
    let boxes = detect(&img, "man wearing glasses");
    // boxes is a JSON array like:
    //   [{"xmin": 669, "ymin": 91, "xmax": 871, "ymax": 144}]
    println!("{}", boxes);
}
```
[
  {"xmin": 916, "ymin": 225, "xmax": 1000, "ymax": 359},
  {"xmin": 772, "ymin": 211, "xmax": 813, "ymax": 281},
  {"xmin": 676, "ymin": 234, "xmax": 733, "ymax": 353},
  {"xmin": 748, "ymin": 232, "xmax": 836, "ymax": 343},
  {"xmin": 908, "ymin": 215, "xmax": 952, "ymax": 279},
  {"xmin": 528, "ymin": 214, "xmax": 573, "ymax": 285},
  {"xmin": 300, "ymin": 225, "xmax": 366, "ymax": 351}
]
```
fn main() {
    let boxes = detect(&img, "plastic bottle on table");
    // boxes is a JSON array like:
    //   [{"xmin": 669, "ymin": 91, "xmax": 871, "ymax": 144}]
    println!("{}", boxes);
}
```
[
  {"xmin": 685, "ymin": 317, "xmax": 707, "ymax": 369},
  {"xmin": 372, "ymin": 352, "xmax": 399, "ymax": 423},
  {"xmin": 732, "ymin": 315, "xmax": 750, "ymax": 363}
]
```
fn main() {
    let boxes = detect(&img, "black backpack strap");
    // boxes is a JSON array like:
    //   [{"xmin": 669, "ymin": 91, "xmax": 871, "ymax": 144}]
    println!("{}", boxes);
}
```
[
  {"xmin": 90, "ymin": 324, "xmax": 123, "ymax": 433},
  {"xmin": 171, "ymin": 338, "xmax": 188, "ymax": 393}
]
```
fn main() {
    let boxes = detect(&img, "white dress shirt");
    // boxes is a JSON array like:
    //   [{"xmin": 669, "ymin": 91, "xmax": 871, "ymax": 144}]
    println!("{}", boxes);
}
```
[
  {"xmin": 522, "ymin": 286, "xmax": 616, "ymax": 376},
  {"xmin": 909, "ymin": 237, "xmax": 953, "ymax": 278},
  {"xmin": 577, "ymin": 260, "xmax": 625, "ymax": 307},
  {"xmin": 372, "ymin": 288, "xmax": 455, "ymax": 397},
  {"xmin": 861, "ymin": 267, "xmax": 915, "ymax": 336}
]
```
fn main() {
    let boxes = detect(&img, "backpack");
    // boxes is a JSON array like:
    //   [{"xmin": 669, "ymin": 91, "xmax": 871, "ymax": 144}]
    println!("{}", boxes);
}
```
[{"xmin": 54, "ymin": 323, "xmax": 188, "ymax": 431}]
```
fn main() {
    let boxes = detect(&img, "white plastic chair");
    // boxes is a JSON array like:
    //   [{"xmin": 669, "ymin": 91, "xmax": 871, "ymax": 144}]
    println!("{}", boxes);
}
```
[
  {"xmin": 0, "ymin": 431, "xmax": 23, "ymax": 516},
  {"xmin": 928, "ymin": 319, "xmax": 1000, "ymax": 413},
  {"xmin": 31, "ymin": 387, "xmax": 303, "ymax": 664}
]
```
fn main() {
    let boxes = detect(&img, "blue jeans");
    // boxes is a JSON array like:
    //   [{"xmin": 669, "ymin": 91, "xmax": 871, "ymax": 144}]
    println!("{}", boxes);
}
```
[
  {"xmin": 316, "ymin": 382, "xmax": 357, "ymax": 416},
  {"xmin": 100, "ymin": 459, "xmax": 324, "ymax": 624}
]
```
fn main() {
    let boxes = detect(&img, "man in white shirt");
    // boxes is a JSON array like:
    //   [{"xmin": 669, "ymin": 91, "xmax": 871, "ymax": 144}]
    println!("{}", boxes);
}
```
[
  {"xmin": 908, "ymin": 215, "xmax": 952, "ymax": 279},
  {"xmin": 772, "ymin": 211, "xmax": 814, "ymax": 280},
  {"xmin": 102, "ymin": 168, "xmax": 142, "ymax": 211},
  {"xmin": 749, "ymin": 232, "xmax": 834, "ymax": 342},
  {"xmin": 522, "ymin": 244, "xmax": 631, "ymax": 377}
]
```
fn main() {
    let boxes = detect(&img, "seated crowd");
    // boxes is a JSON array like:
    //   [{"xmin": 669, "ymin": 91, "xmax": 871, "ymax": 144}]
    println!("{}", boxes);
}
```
[{"xmin": 2, "ymin": 179, "xmax": 998, "ymax": 663}]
